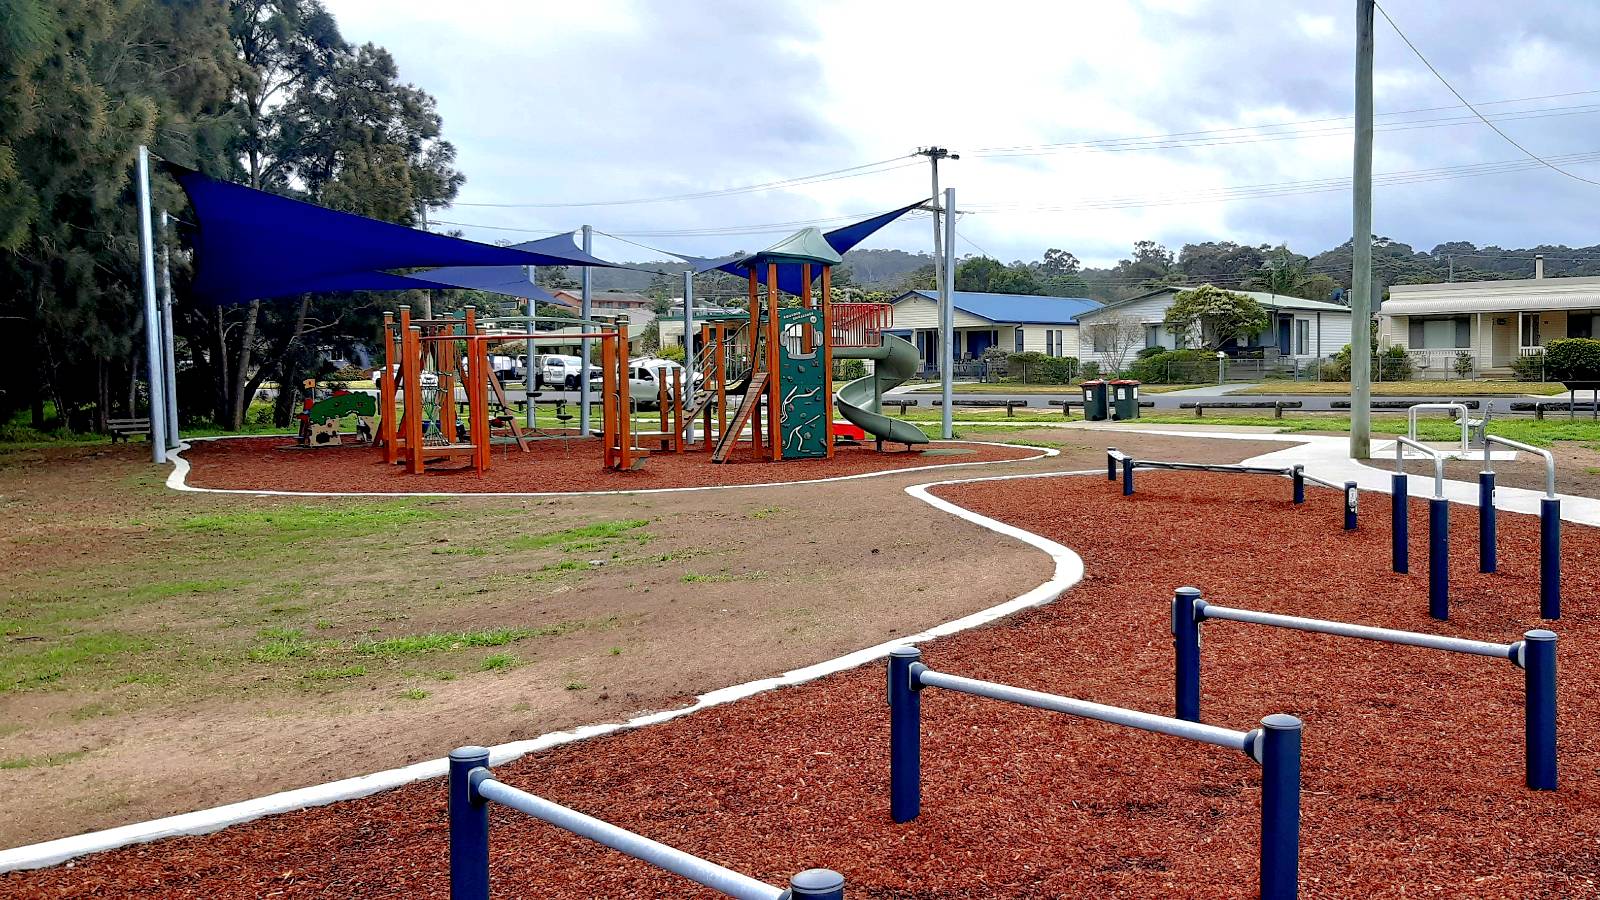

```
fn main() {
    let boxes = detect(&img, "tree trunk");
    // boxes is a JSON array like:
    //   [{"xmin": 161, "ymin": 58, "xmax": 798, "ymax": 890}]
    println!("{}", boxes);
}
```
[{"xmin": 229, "ymin": 300, "xmax": 261, "ymax": 429}]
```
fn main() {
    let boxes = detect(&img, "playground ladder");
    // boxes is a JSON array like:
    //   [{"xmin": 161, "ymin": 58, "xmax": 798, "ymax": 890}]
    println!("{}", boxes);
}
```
[{"xmin": 712, "ymin": 372, "xmax": 767, "ymax": 463}]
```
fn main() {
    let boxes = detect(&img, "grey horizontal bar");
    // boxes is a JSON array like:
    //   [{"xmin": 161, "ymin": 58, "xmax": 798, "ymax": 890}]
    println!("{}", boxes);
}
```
[
  {"xmin": 1199, "ymin": 604, "xmax": 1514, "ymax": 659},
  {"xmin": 916, "ymin": 669, "xmax": 1253, "ymax": 753},
  {"xmin": 1133, "ymin": 460, "xmax": 1291, "ymax": 477},
  {"xmin": 1300, "ymin": 473, "xmax": 1341, "ymax": 489},
  {"xmin": 476, "ymin": 778, "xmax": 784, "ymax": 900}
]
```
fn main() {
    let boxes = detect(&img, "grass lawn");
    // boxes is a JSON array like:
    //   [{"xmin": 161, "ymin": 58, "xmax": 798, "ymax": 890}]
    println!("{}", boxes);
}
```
[{"xmin": 1234, "ymin": 380, "xmax": 1566, "ymax": 397}]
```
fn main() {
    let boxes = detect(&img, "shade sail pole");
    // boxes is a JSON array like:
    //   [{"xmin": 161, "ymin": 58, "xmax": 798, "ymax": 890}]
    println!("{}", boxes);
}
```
[
  {"xmin": 941, "ymin": 187, "xmax": 955, "ymax": 440},
  {"xmin": 683, "ymin": 270, "xmax": 696, "ymax": 445},
  {"xmin": 136, "ymin": 146, "xmax": 168, "ymax": 463},
  {"xmin": 581, "ymin": 225, "xmax": 594, "ymax": 435},
  {"xmin": 158, "ymin": 210, "xmax": 180, "ymax": 448},
  {"xmin": 526, "ymin": 266, "xmax": 537, "ymax": 429}
]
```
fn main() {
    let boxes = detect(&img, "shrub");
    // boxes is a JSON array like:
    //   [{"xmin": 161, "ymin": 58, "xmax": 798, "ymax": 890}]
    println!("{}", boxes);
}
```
[
  {"xmin": 1127, "ymin": 349, "xmax": 1218, "ymax": 384},
  {"xmin": 656, "ymin": 344, "xmax": 686, "ymax": 363},
  {"xmin": 1078, "ymin": 361, "xmax": 1101, "ymax": 382},
  {"xmin": 1004, "ymin": 352, "xmax": 1077, "ymax": 384},
  {"xmin": 1328, "ymin": 344, "xmax": 1413, "ymax": 380},
  {"xmin": 1543, "ymin": 338, "xmax": 1600, "ymax": 382},
  {"xmin": 834, "ymin": 358, "xmax": 867, "ymax": 381},
  {"xmin": 1453, "ymin": 352, "xmax": 1475, "ymax": 378},
  {"xmin": 1510, "ymin": 351, "xmax": 1546, "ymax": 382},
  {"xmin": 1135, "ymin": 345, "xmax": 1166, "ymax": 360}
]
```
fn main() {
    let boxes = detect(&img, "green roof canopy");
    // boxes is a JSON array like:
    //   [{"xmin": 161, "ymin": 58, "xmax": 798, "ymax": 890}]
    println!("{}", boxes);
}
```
[{"xmin": 739, "ymin": 226, "xmax": 843, "ymax": 268}]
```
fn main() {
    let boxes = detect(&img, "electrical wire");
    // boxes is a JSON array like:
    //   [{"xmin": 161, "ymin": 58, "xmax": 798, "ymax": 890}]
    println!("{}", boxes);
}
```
[
  {"xmin": 450, "ymin": 156, "xmax": 920, "ymax": 208},
  {"xmin": 1375, "ymin": 2, "xmax": 1600, "ymax": 189}
]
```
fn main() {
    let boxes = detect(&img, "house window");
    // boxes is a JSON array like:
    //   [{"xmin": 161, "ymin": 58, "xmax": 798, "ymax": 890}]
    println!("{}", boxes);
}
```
[
  {"xmin": 1015, "ymin": 328, "xmax": 1025, "ymax": 352},
  {"xmin": 1092, "ymin": 327, "xmax": 1111, "ymax": 353},
  {"xmin": 1045, "ymin": 330, "xmax": 1054, "ymax": 356},
  {"xmin": 1055, "ymin": 330, "xmax": 1066, "ymax": 357},
  {"xmin": 1569, "ymin": 314, "xmax": 1594, "ymax": 339},
  {"xmin": 1294, "ymin": 320, "xmax": 1310, "ymax": 355},
  {"xmin": 1409, "ymin": 316, "xmax": 1470, "ymax": 349},
  {"xmin": 1520, "ymin": 314, "xmax": 1541, "ymax": 348}
]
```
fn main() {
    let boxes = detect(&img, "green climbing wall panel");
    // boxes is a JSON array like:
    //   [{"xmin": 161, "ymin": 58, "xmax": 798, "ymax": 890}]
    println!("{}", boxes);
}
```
[{"xmin": 777, "ymin": 308, "xmax": 829, "ymax": 459}]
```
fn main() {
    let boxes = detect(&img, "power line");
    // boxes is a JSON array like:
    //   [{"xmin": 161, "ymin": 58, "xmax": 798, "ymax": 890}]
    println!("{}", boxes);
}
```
[
  {"xmin": 1375, "ymin": 2, "xmax": 1600, "ymax": 189},
  {"xmin": 434, "ymin": 207, "xmax": 931, "ymax": 241},
  {"xmin": 449, "ymin": 156, "xmax": 920, "ymax": 209}
]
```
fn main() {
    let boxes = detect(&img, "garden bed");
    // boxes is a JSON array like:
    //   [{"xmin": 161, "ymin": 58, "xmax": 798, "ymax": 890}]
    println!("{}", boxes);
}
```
[
  {"xmin": 6, "ymin": 472, "xmax": 1596, "ymax": 897},
  {"xmin": 178, "ymin": 436, "xmax": 1041, "ymax": 493}
]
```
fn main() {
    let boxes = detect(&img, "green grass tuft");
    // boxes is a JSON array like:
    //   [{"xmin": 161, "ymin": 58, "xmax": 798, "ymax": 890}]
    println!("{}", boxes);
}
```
[
  {"xmin": 507, "ymin": 520, "xmax": 649, "ymax": 553},
  {"xmin": 305, "ymin": 664, "xmax": 366, "ymax": 680},
  {"xmin": 178, "ymin": 503, "xmax": 442, "ymax": 543},
  {"xmin": 479, "ymin": 653, "xmax": 517, "ymax": 671},
  {"xmin": 0, "ymin": 750, "xmax": 88, "ymax": 770}
]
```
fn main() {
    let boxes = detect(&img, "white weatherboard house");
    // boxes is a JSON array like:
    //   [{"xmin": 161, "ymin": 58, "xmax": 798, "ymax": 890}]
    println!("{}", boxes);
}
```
[
  {"xmin": 888, "ymin": 290, "xmax": 1103, "ymax": 374},
  {"xmin": 1074, "ymin": 286, "xmax": 1354, "ymax": 368},
  {"xmin": 1379, "ymin": 264, "xmax": 1600, "ymax": 376}
]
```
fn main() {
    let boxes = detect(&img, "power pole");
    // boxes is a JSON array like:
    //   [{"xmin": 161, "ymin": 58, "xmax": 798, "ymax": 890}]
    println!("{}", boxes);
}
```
[
  {"xmin": 941, "ymin": 188, "xmax": 956, "ymax": 440},
  {"xmin": 1350, "ymin": 0, "xmax": 1375, "ymax": 460},
  {"xmin": 916, "ymin": 147, "xmax": 957, "ymax": 438}
]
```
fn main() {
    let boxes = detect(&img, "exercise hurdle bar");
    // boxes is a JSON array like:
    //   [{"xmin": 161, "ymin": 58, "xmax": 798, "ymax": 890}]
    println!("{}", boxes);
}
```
[
  {"xmin": 449, "ymin": 747, "xmax": 845, "ymax": 900},
  {"xmin": 1106, "ymin": 450, "xmax": 1356, "ymax": 528},
  {"xmin": 1171, "ymin": 587, "xmax": 1557, "ymax": 791},
  {"xmin": 889, "ymin": 647, "xmax": 1302, "ymax": 899},
  {"xmin": 1478, "ymin": 435, "xmax": 1561, "ymax": 619},
  {"xmin": 1392, "ymin": 435, "xmax": 1451, "ymax": 620}
]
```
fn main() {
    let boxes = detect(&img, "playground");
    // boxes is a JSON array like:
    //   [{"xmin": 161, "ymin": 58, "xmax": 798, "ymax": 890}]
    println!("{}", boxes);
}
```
[{"xmin": 3, "ymin": 462, "xmax": 1596, "ymax": 897}]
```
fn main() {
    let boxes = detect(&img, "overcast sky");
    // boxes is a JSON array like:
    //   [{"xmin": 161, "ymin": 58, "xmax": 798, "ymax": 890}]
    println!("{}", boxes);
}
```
[{"xmin": 324, "ymin": 0, "xmax": 1600, "ymax": 267}]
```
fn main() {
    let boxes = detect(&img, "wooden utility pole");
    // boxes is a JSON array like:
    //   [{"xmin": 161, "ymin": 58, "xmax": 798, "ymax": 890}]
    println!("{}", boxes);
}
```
[{"xmin": 1350, "ymin": 0, "xmax": 1375, "ymax": 459}]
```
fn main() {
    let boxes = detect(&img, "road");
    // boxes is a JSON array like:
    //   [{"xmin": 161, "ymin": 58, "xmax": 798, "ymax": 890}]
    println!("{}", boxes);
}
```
[{"xmin": 892, "ymin": 387, "xmax": 1596, "ymax": 418}]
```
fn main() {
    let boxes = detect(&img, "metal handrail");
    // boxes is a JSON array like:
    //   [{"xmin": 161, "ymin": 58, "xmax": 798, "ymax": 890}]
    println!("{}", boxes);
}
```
[
  {"xmin": 1394, "ymin": 435, "xmax": 1445, "ymax": 498},
  {"xmin": 1407, "ymin": 402, "xmax": 1471, "ymax": 454},
  {"xmin": 1196, "ymin": 601, "xmax": 1518, "ymax": 661},
  {"xmin": 1484, "ymin": 435, "xmax": 1557, "ymax": 498}
]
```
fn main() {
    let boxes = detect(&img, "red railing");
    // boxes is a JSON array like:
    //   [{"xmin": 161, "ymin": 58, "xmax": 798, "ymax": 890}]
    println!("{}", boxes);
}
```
[{"xmin": 832, "ymin": 303, "xmax": 894, "ymax": 348}]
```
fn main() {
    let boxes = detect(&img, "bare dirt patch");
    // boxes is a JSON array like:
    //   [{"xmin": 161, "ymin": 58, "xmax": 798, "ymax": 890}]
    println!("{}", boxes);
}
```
[{"xmin": 1441, "ymin": 440, "xmax": 1600, "ymax": 498}]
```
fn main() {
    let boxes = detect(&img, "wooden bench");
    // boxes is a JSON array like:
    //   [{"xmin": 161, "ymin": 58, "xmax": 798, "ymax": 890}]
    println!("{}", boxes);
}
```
[
  {"xmin": 1177, "ymin": 400, "xmax": 1304, "ymax": 419},
  {"xmin": 107, "ymin": 418, "xmax": 152, "ymax": 443},
  {"xmin": 929, "ymin": 399, "xmax": 1029, "ymax": 416}
]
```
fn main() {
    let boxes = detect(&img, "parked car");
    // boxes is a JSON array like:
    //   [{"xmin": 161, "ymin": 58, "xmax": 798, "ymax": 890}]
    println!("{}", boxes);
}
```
[
  {"xmin": 372, "ymin": 364, "xmax": 438, "ymax": 388},
  {"xmin": 541, "ymin": 354, "xmax": 603, "ymax": 390},
  {"xmin": 627, "ymin": 358, "xmax": 702, "ymax": 406}
]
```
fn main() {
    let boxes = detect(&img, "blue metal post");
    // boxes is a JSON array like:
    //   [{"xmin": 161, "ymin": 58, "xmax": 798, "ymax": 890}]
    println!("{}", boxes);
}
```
[
  {"xmin": 1343, "ymin": 481, "xmax": 1358, "ymax": 531},
  {"xmin": 1122, "ymin": 456, "xmax": 1134, "ymax": 496},
  {"xmin": 1429, "ymin": 497, "xmax": 1449, "ymax": 620},
  {"xmin": 888, "ymin": 646, "xmax": 922, "ymax": 823},
  {"xmin": 1107, "ymin": 449, "xmax": 1118, "ymax": 481},
  {"xmin": 790, "ymin": 869, "xmax": 847, "ymax": 899},
  {"xmin": 1258, "ymin": 715, "xmax": 1302, "ymax": 900},
  {"xmin": 1391, "ymin": 473, "xmax": 1409, "ymax": 574},
  {"xmin": 449, "ymin": 746, "xmax": 491, "ymax": 900},
  {"xmin": 1540, "ymin": 498, "xmax": 1561, "ymax": 620},
  {"xmin": 1523, "ymin": 630, "xmax": 1558, "ymax": 791},
  {"xmin": 1478, "ymin": 472, "xmax": 1497, "ymax": 573},
  {"xmin": 1291, "ymin": 466, "xmax": 1305, "ymax": 504},
  {"xmin": 1172, "ymin": 587, "xmax": 1202, "ymax": 722}
]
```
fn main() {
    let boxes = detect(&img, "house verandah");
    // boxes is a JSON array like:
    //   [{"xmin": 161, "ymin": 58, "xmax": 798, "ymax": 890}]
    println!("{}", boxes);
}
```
[{"xmin": 1380, "ymin": 274, "xmax": 1600, "ymax": 377}]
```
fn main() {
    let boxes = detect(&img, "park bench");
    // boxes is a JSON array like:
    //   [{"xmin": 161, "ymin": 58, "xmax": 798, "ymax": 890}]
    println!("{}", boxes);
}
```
[
  {"xmin": 1178, "ymin": 400, "xmax": 1304, "ymax": 419},
  {"xmin": 107, "ymin": 417, "xmax": 152, "ymax": 442},
  {"xmin": 929, "ymin": 398, "xmax": 1029, "ymax": 416},
  {"xmin": 884, "ymin": 398, "xmax": 919, "ymax": 416}
]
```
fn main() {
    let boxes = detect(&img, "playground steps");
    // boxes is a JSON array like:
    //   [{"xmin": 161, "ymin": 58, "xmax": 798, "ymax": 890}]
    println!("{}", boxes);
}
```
[{"xmin": 712, "ymin": 372, "xmax": 767, "ymax": 463}]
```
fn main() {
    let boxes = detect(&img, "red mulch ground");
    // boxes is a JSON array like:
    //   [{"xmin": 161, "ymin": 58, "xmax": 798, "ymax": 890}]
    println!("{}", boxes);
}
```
[
  {"xmin": 179, "ymin": 436, "xmax": 1040, "ymax": 493},
  {"xmin": 6, "ymin": 473, "xmax": 1598, "ymax": 898}
]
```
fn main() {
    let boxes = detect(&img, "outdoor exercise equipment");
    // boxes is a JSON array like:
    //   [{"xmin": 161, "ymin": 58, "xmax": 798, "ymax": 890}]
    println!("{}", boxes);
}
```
[
  {"xmin": 448, "ymin": 747, "xmax": 845, "ymax": 900},
  {"xmin": 1391, "ymin": 436, "xmax": 1451, "ymax": 619},
  {"xmin": 1406, "ymin": 402, "xmax": 1479, "ymax": 455},
  {"xmin": 1171, "ymin": 587, "xmax": 1557, "ymax": 791},
  {"xmin": 1477, "ymin": 436, "xmax": 1561, "ymax": 619},
  {"xmin": 1105, "ymin": 449, "xmax": 1359, "ymax": 530},
  {"xmin": 888, "ymin": 647, "xmax": 1302, "ymax": 899}
]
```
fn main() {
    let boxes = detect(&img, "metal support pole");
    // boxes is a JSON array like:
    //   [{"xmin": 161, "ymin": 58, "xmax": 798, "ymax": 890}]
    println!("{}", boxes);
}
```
[
  {"xmin": 788, "ymin": 869, "xmax": 846, "ymax": 900},
  {"xmin": 1541, "ymin": 498, "xmax": 1561, "ymax": 619},
  {"xmin": 1350, "ymin": 0, "xmax": 1376, "ymax": 460},
  {"xmin": 525, "ymin": 268, "xmax": 537, "ymax": 429},
  {"xmin": 1429, "ymin": 497, "xmax": 1449, "ymax": 620},
  {"xmin": 158, "ymin": 210, "xmax": 180, "ymax": 447},
  {"xmin": 1343, "ymin": 481, "xmax": 1358, "ymax": 531},
  {"xmin": 940, "ymin": 187, "xmax": 955, "ymax": 440},
  {"xmin": 1258, "ymin": 715, "xmax": 1303, "ymax": 900},
  {"xmin": 888, "ymin": 646, "xmax": 922, "ymax": 823},
  {"xmin": 1106, "ymin": 448, "xmax": 1118, "ymax": 481},
  {"xmin": 1122, "ymin": 456, "xmax": 1134, "ymax": 496},
  {"xmin": 1479, "ymin": 472, "xmax": 1497, "ymax": 573},
  {"xmin": 1391, "ymin": 473, "xmax": 1408, "ymax": 573},
  {"xmin": 1291, "ymin": 466, "xmax": 1305, "ymax": 505},
  {"xmin": 1172, "ymin": 587, "xmax": 1202, "ymax": 722},
  {"xmin": 1522, "ymin": 630, "xmax": 1558, "ymax": 790},
  {"xmin": 135, "ymin": 146, "xmax": 168, "ymax": 463},
  {"xmin": 580, "ymin": 225, "xmax": 594, "ymax": 435},
  {"xmin": 683, "ymin": 270, "xmax": 696, "ymax": 445},
  {"xmin": 448, "ymin": 746, "xmax": 491, "ymax": 900}
]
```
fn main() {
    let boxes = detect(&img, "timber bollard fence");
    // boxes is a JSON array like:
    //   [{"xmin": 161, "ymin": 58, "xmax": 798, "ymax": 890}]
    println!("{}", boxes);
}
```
[
  {"xmin": 1171, "ymin": 588, "xmax": 1557, "ymax": 791},
  {"xmin": 888, "ymin": 646, "xmax": 1302, "ymax": 899},
  {"xmin": 448, "ymin": 747, "xmax": 845, "ymax": 900}
]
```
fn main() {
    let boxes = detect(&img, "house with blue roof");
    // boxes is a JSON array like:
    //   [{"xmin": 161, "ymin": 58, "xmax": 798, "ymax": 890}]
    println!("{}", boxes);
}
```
[{"xmin": 888, "ymin": 290, "xmax": 1103, "ymax": 373}]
